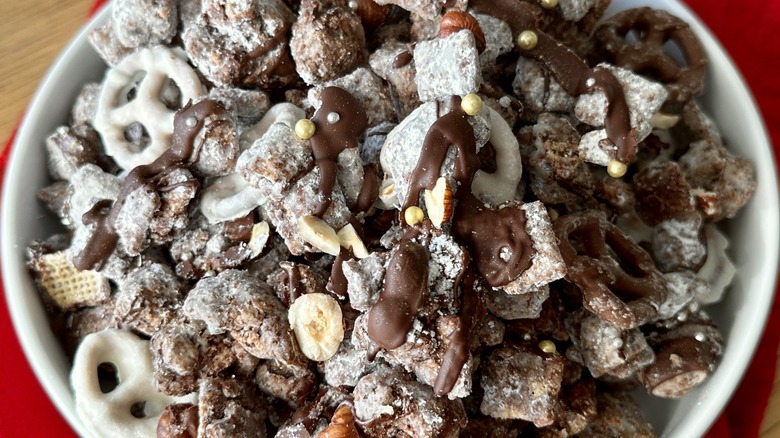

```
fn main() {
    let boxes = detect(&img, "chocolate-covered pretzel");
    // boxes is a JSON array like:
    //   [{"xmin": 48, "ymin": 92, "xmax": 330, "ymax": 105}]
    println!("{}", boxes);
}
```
[
  {"xmin": 554, "ymin": 211, "xmax": 667, "ymax": 330},
  {"xmin": 640, "ymin": 311, "xmax": 723, "ymax": 398},
  {"xmin": 595, "ymin": 7, "xmax": 707, "ymax": 104}
]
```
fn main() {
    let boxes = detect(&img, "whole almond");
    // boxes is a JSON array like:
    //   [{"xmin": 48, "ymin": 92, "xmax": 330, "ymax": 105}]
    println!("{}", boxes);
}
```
[{"xmin": 437, "ymin": 11, "xmax": 487, "ymax": 53}]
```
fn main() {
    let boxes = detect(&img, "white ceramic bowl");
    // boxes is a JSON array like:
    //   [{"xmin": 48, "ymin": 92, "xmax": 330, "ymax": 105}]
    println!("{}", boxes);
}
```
[{"xmin": 2, "ymin": 1, "xmax": 778, "ymax": 437}]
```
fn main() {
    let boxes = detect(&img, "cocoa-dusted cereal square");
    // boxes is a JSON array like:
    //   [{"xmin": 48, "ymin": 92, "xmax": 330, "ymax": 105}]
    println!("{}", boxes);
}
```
[
  {"xmin": 413, "ymin": 30, "xmax": 482, "ymax": 102},
  {"xmin": 480, "ymin": 343, "xmax": 565, "ymax": 427}
]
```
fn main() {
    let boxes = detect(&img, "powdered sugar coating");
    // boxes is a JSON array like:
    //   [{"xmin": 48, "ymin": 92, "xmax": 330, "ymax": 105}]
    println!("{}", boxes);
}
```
[
  {"xmin": 513, "ymin": 58, "xmax": 575, "ymax": 115},
  {"xmin": 354, "ymin": 365, "xmax": 467, "ymax": 437},
  {"xmin": 112, "ymin": 0, "xmax": 177, "ymax": 48},
  {"xmin": 414, "ymin": 31, "xmax": 482, "ymax": 102},
  {"xmin": 651, "ymin": 212, "xmax": 707, "ymax": 273},
  {"xmin": 380, "ymin": 99, "xmax": 490, "ymax": 205},
  {"xmin": 30, "ymin": 1, "xmax": 761, "ymax": 435},
  {"xmin": 369, "ymin": 39, "xmax": 420, "ymax": 119},
  {"xmin": 308, "ymin": 67, "xmax": 397, "ymax": 128},
  {"xmin": 114, "ymin": 263, "xmax": 181, "ymax": 336},
  {"xmin": 501, "ymin": 201, "xmax": 567, "ymax": 295},
  {"xmin": 480, "ymin": 343, "xmax": 565, "ymax": 426},
  {"xmin": 183, "ymin": 269, "xmax": 302, "ymax": 363},
  {"xmin": 183, "ymin": 0, "xmax": 297, "ymax": 88},
  {"xmin": 290, "ymin": 0, "xmax": 367, "ymax": 85},
  {"xmin": 575, "ymin": 64, "xmax": 667, "ymax": 165}
]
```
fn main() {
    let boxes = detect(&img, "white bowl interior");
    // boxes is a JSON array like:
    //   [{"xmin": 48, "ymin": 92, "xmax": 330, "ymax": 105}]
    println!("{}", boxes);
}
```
[
  {"xmin": 602, "ymin": 2, "xmax": 780, "ymax": 437},
  {"xmin": 1, "ymin": 2, "xmax": 777, "ymax": 438},
  {"xmin": 1, "ymin": 6, "xmax": 109, "ymax": 437}
]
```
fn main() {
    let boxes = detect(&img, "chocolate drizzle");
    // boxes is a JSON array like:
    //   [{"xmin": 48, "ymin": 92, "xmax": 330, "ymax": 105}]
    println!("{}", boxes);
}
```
[
  {"xmin": 433, "ymin": 261, "xmax": 479, "ymax": 396},
  {"xmin": 364, "ymin": 93, "xmax": 538, "ymax": 393},
  {"xmin": 393, "ymin": 50, "xmax": 414, "ymax": 68},
  {"xmin": 309, "ymin": 87, "xmax": 368, "ymax": 217},
  {"xmin": 355, "ymin": 164, "xmax": 380, "ymax": 214},
  {"xmin": 470, "ymin": 0, "xmax": 637, "ymax": 163},
  {"xmin": 366, "ymin": 240, "xmax": 429, "ymax": 350},
  {"xmin": 74, "ymin": 100, "xmax": 226, "ymax": 270},
  {"xmin": 328, "ymin": 248, "xmax": 351, "ymax": 297},
  {"xmin": 245, "ymin": 17, "xmax": 298, "ymax": 85},
  {"xmin": 280, "ymin": 262, "xmax": 302, "ymax": 306},
  {"xmin": 402, "ymin": 97, "xmax": 480, "ymax": 210},
  {"xmin": 451, "ymin": 196, "xmax": 533, "ymax": 287},
  {"xmin": 403, "ymin": 97, "xmax": 534, "ymax": 287}
]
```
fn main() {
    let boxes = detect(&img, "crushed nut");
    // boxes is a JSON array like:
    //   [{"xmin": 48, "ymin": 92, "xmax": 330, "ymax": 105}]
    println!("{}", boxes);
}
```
[
  {"xmin": 298, "ymin": 215, "xmax": 341, "ymax": 256},
  {"xmin": 248, "ymin": 221, "xmax": 270, "ymax": 259},
  {"xmin": 337, "ymin": 223, "xmax": 369, "ymax": 258},
  {"xmin": 288, "ymin": 293, "xmax": 345, "ymax": 362},
  {"xmin": 423, "ymin": 177, "xmax": 453, "ymax": 228},
  {"xmin": 438, "ymin": 11, "xmax": 487, "ymax": 54},
  {"xmin": 319, "ymin": 404, "xmax": 360, "ymax": 438}
]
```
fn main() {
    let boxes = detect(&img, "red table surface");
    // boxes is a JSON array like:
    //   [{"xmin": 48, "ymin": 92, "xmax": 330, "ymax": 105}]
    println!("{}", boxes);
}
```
[{"xmin": 1, "ymin": 1, "xmax": 778, "ymax": 437}]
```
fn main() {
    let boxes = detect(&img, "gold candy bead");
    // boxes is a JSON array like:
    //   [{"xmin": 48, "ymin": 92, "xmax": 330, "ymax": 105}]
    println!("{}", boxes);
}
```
[
  {"xmin": 294, "ymin": 119, "xmax": 316, "ymax": 140},
  {"xmin": 607, "ymin": 159, "xmax": 628, "ymax": 178},
  {"xmin": 404, "ymin": 206, "xmax": 425, "ymax": 226},
  {"xmin": 461, "ymin": 93, "xmax": 483, "ymax": 116},
  {"xmin": 517, "ymin": 30, "xmax": 538, "ymax": 51},
  {"xmin": 538, "ymin": 339, "xmax": 557, "ymax": 354},
  {"xmin": 539, "ymin": 0, "xmax": 558, "ymax": 9}
]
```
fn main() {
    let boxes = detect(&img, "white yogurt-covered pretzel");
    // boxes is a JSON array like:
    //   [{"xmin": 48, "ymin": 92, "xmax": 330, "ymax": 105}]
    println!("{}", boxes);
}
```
[
  {"xmin": 695, "ymin": 224, "xmax": 736, "ymax": 304},
  {"xmin": 200, "ymin": 173, "xmax": 265, "ymax": 224},
  {"xmin": 94, "ymin": 45, "xmax": 205, "ymax": 170},
  {"xmin": 201, "ymin": 103, "xmax": 307, "ymax": 224},
  {"xmin": 471, "ymin": 107, "xmax": 523, "ymax": 205},
  {"xmin": 239, "ymin": 102, "xmax": 306, "ymax": 151},
  {"xmin": 71, "ymin": 329, "xmax": 195, "ymax": 438}
]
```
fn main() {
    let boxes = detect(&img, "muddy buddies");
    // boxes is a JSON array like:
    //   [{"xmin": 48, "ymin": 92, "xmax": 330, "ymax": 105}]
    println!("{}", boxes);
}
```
[{"xmin": 27, "ymin": 0, "xmax": 757, "ymax": 436}]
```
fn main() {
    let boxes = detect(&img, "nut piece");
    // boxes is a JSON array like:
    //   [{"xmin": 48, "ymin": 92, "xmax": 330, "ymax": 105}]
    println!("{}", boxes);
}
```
[
  {"xmin": 423, "ymin": 177, "xmax": 453, "ymax": 228},
  {"xmin": 247, "ymin": 221, "xmax": 271, "ymax": 259},
  {"xmin": 320, "ymin": 404, "xmax": 360, "ymax": 438},
  {"xmin": 377, "ymin": 178, "xmax": 398, "ymax": 208},
  {"xmin": 337, "ymin": 223, "xmax": 369, "ymax": 258},
  {"xmin": 651, "ymin": 112, "xmax": 680, "ymax": 129},
  {"xmin": 288, "ymin": 293, "xmax": 345, "ymax": 361},
  {"xmin": 298, "ymin": 215, "xmax": 341, "ymax": 256},
  {"xmin": 438, "ymin": 11, "xmax": 487, "ymax": 54}
]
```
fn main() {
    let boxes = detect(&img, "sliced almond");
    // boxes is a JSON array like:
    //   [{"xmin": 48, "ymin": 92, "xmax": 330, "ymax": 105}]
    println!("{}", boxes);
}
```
[
  {"xmin": 423, "ymin": 177, "xmax": 453, "ymax": 228},
  {"xmin": 297, "ymin": 215, "xmax": 340, "ymax": 256},
  {"xmin": 376, "ymin": 177, "xmax": 398, "ymax": 209},
  {"xmin": 337, "ymin": 223, "xmax": 369, "ymax": 259},
  {"xmin": 247, "ymin": 221, "xmax": 270, "ymax": 259},
  {"xmin": 651, "ymin": 112, "xmax": 680, "ymax": 129}
]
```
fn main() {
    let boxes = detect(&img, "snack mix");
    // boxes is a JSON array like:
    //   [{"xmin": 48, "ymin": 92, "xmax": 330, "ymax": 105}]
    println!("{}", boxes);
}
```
[{"xmin": 28, "ymin": 0, "xmax": 757, "ymax": 436}]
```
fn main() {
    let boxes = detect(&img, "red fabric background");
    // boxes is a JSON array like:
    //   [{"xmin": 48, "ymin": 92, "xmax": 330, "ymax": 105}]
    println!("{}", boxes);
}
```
[{"xmin": 0, "ymin": 0, "xmax": 777, "ymax": 437}]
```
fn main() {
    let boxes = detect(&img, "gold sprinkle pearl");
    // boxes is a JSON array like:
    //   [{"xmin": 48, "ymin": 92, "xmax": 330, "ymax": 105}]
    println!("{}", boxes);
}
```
[
  {"xmin": 404, "ymin": 206, "xmax": 425, "ymax": 226},
  {"xmin": 517, "ymin": 30, "xmax": 538, "ymax": 51},
  {"xmin": 607, "ymin": 159, "xmax": 628, "ymax": 178},
  {"xmin": 539, "ymin": 0, "xmax": 558, "ymax": 9},
  {"xmin": 461, "ymin": 93, "xmax": 483, "ymax": 116},
  {"xmin": 538, "ymin": 339, "xmax": 557, "ymax": 354},
  {"xmin": 294, "ymin": 119, "xmax": 316, "ymax": 140}
]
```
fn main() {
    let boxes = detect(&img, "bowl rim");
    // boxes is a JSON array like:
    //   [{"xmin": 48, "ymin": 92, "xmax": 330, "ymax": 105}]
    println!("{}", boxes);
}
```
[
  {"xmin": 1, "ymin": 4, "xmax": 110, "ymax": 436},
  {"xmin": 613, "ymin": 1, "xmax": 779, "ymax": 435},
  {"xmin": 1, "ymin": 1, "xmax": 778, "ymax": 437}
]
